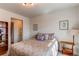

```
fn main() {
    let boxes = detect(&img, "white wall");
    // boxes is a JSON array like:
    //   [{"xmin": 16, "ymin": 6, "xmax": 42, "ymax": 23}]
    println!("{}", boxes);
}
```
[
  {"xmin": 0, "ymin": 8, "xmax": 31, "ymax": 55},
  {"xmin": 30, "ymin": 6, "xmax": 79, "ymax": 41}
]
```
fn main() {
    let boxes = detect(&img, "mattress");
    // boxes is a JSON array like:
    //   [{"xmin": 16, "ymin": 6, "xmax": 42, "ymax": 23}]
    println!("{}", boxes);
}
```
[{"xmin": 10, "ymin": 38, "xmax": 58, "ymax": 56}]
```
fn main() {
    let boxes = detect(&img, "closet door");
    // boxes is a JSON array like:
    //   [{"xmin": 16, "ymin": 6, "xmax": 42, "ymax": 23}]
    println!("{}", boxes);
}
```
[
  {"xmin": 11, "ymin": 18, "xmax": 23, "ymax": 43},
  {"xmin": 11, "ymin": 22, "xmax": 14, "ymax": 44}
]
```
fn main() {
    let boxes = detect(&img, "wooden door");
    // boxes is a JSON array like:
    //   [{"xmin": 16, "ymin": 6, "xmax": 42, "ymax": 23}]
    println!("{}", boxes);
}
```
[
  {"xmin": 11, "ymin": 22, "xmax": 14, "ymax": 44},
  {"xmin": 11, "ymin": 18, "xmax": 23, "ymax": 43}
]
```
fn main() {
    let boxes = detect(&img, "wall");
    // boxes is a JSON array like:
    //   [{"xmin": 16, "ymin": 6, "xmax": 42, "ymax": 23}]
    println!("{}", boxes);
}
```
[
  {"xmin": 30, "ymin": 6, "xmax": 79, "ymax": 41},
  {"xmin": 0, "ymin": 8, "xmax": 31, "ymax": 55}
]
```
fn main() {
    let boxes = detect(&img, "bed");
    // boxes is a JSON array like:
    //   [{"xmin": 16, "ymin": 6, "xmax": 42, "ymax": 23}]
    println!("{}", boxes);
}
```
[{"xmin": 10, "ymin": 38, "xmax": 59, "ymax": 56}]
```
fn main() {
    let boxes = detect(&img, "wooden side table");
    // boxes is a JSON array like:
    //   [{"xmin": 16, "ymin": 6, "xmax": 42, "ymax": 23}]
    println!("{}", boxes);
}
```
[{"xmin": 60, "ymin": 41, "xmax": 75, "ymax": 56}]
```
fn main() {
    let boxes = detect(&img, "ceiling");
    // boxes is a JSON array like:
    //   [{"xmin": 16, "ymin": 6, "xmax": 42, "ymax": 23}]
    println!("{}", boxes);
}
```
[{"xmin": 0, "ymin": 3, "xmax": 78, "ymax": 18}]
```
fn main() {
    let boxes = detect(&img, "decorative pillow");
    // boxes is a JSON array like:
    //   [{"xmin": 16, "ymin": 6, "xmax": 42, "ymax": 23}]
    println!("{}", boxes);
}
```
[
  {"xmin": 35, "ymin": 33, "xmax": 54, "ymax": 40},
  {"xmin": 44, "ymin": 33, "xmax": 49, "ymax": 40},
  {"xmin": 36, "ymin": 33, "xmax": 45, "ymax": 41},
  {"xmin": 40, "ymin": 34, "xmax": 45, "ymax": 41},
  {"xmin": 36, "ymin": 33, "xmax": 41, "ymax": 40},
  {"xmin": 48, "ymin": 33, "xmax": 54, "ymax": 40},
  {"xmin": 35, "ymin": 33, "xmax": 40, "ymax": 39}
]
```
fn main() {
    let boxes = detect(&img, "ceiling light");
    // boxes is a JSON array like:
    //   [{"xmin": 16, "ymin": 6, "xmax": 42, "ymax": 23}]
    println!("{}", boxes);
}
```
[{"xmin": 22, "ymin": 3, "xmax": 34, "ymax": 8}]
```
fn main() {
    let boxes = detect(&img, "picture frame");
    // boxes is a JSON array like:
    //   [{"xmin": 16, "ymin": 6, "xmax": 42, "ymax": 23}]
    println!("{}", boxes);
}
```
[
  {"xmin": 33, "ymin": 24, "xmax": 38, "ymax": 31},
  {"xmin": 59, "ymin": 20, "xmax": 69, "ymax": 30}
]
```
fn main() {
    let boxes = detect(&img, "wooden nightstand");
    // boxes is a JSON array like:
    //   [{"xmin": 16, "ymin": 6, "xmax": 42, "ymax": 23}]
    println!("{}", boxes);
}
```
[{"xmin": 60, "ymin": 41, "xmax": 75, "ymax": 56}]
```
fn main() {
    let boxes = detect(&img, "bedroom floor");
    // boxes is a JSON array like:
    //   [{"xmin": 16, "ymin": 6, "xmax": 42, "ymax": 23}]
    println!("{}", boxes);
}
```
[
  {"xmin": 58, "ymin": 52, "xmax": 78, "ymax": 56},
  {"xmin": 0, "ymin": 52, "xmax": 70, "ymax": 56},
  {"xmin": 58, "ymin": 52, "xmax": 70, "ymax": 56},
  {"xmin": 0, "ymin": 52, "xmax": 66, "ymax": 56}
]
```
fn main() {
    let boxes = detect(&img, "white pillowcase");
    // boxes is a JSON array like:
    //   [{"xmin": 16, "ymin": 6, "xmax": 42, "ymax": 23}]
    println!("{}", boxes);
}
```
[{"xmin": 44, "ymin": 34, "xmax": 49, "ymax": 40}]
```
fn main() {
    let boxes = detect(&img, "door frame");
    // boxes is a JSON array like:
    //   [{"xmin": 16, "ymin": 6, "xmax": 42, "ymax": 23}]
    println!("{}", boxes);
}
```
[{"xmin": 11, "ymin": 17, "xmax": 23, "ymax": 44}]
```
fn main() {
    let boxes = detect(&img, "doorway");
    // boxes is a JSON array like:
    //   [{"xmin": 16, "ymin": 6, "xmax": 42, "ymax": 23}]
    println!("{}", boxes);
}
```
[{"xmin": 11, "ymin": 18, "xmax": 23, "ymax": 44}]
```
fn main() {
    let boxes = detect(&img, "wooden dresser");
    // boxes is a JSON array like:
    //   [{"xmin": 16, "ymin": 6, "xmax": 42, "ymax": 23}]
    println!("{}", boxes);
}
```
[{"xmin": 0, "ymin": 45, "xmax": 8, "ymax": 55}]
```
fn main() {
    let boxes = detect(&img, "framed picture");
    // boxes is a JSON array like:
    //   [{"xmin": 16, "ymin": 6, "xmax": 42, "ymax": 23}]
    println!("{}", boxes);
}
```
[
  {"xmin": 33, "ymin": 24, "xmax": 38, "ymax": 31},
  {"xmin": 59, "ymin": 20, "xmax": 69, "ymax": 30}
]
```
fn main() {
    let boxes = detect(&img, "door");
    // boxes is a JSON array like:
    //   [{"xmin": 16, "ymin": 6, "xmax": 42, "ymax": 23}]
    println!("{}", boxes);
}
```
[
  {"xmin": 11, "ymin": 22, "xmax": 14, "ymax": 44},
  {"xmin": 11, "ymin": 18, "xmax": 23, "ymax": 44}
]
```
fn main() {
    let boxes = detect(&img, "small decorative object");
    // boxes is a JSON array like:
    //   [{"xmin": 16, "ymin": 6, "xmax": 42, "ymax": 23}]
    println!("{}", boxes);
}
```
[
  {"xmin": 59, "ymin": 20, "xmax": 69, "ymax": 30},
  {"xmin": 33, "ymin": 24, "xmax": 38, "ymax": 31}
]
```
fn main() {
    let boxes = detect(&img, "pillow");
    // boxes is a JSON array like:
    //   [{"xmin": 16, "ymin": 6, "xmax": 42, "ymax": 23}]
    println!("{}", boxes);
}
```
[
  {"xmin": 40, "ymin": 34, "xmax": 45, "ymax": 41},
  {"xmin": 44, "ymin": 33, "xmax": 49, "ymax": 40},
  {"xmin": 48, "ymin": 33, "xmax": 54, "ymax": 40},
  {"xmin": 36, "ymin": 33, "xmax": 45, "ymax": 41},
  {"xmin": 35, "ymin": 33, "xmax": 54, "ymax": 40},
  {"xmin": 35, "ymin": 33, "xmax": 41, "ymax": 39}
]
